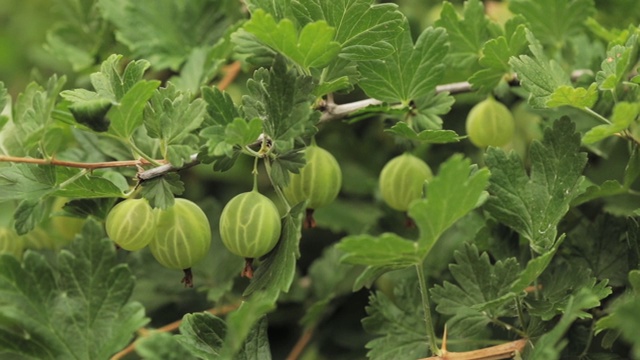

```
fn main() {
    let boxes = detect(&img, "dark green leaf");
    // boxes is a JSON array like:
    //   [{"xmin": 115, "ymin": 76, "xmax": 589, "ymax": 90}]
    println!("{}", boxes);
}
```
[
  {"xmin": 358, "ymin": 26, "xmax": 448, "ymax": 103},
  {"xmin": 484, "ymin": 118, "xmax": 586, "ymax": 253},
  {"xmin": 412, "ymin": 92, "xmax": 456, "ymax": 131},
  {"xmin": 362, "ymin": 282, "xmax": 428, "ymax": 360},
  {"xmin": 0, "ymin": 219, "xmax": 148, "ymax": 359},
  {"xmin": 139, "ymin": 173, "xmax": 185, "ymax": 209},
  {"xmin": 223, "ymin": 299, "xmax": 275, "ymax": 359},
  {"xmin": 177, "ymin": 312, "xmax": 226, "ymax": 358},
  {"xmin": 268, "ymin": 149, "xmax": 306, "ymax": 188},
  {"xmin": 61, "ymin": 198, "xmax": 117, "ymax": 221},
  {"xmin": 572, "ymin": 179, "xmax": 627, "ymax": 206},
  {"xmin": 68, "ymin": 98, "xmax": 112, "ymax": 132},
  {"xmin": 13, "ymin": 199, "xmax": 47, "ymax": 235},
  {"xmin": 202, "ymin": 87, "xmax": 240, "ymax": 126},
  {"xmin": 338, "ymin": 233, "xmax": 421, "ymax": 268},
  {"xmin": 225, "ymin": 118, "xmax": 263, "ymax": 147},
  {"xmin": 108, "ymin": 80, "xmax": 160, "ymax": 139},
  {"xmin": 291, "ymin": 0, "xmax": 405, "ymax": 60},
  {"xmin": 510, "ymin": 235, "xmax": 564, "ymax": 294},
  {"xmin": 431, "ymin": 244, "xmax": 520, "ymax": 337}
]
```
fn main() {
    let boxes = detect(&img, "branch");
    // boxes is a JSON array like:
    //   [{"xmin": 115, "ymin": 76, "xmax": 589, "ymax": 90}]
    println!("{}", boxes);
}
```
[
  {"xmin": 136, "ymin": 153, "xmax": 199, "ymax": 181},
  {"xmin": 285, "ymin": 327, "xmax": 315, "ymax": 360},
  {"xmin": 0, "ymin": 155, "xmax": 162, "ymax": 169}
]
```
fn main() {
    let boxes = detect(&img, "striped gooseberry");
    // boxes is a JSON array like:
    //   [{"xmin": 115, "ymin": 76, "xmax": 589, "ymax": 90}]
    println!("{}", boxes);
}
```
[
  {"xmin": 219, "ymin": 190, "xmax": 281, "ymax": 278},
  {"xmin": 379, "ymin": 153, "xmax": 433, "ymax": 212},
  {"xmin": 105, "ymin": 198, "xmax": 156, "ymax": 251},
  {"xmin": 282, "ymin": 144, "xmax": 342, "ymax": 227},
  {"xmin": 465, "ymin": 96, "xmax": 515, "ymax": 148},
  {"xmin": 149, "ymin": 198, "xmax": 211, "ymax": 267}
]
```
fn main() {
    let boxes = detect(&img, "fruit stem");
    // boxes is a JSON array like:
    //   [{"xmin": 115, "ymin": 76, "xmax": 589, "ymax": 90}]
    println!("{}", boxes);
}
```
[
  {"xmin": 415, "ymin": 262, "xmax": 441, "ymax": 356},
  {"xmin": 252, "ymin": 156, "xmax": 259, "ymax": 192},
  {"xmin": 181, "ymin": 268, "xmax": 194, "ymax": 288},
  {"xmin": 242, "ymin": 258, "xmax": 255, "ymax": 279},
  {"xmin": 263, "ymin": 157, "xmax": 291, "ymax": 212}
]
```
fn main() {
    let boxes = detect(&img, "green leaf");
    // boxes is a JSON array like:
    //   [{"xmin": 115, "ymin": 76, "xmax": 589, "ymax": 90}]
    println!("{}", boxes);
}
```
[
  {"xmin": 358, "ymin": 26, "xmax": 448, "ymax": 103},
  {"xmin": 412, "ymin": 91, "xmax": 456, "ymax": 131},
  {"xmin": 243, "ymin": 203, "xmax": 304, "ymax": 298},
  {"xmin": 139, "ymin": 173, "xmax": 186, "ymax": 209},
  {"xmin": 597, "ymin": 36, "xmax": 640, "ymax": 92},
  {"xmin": 509, "ymin": 30, "xmax": 571, "ymax": 108},
  {"xmin": 268, "ymin": 149, "xmax": 306, "ymax": 188},
  {"xmin": 108, "ymin": 80, "xmax": 160, "ymax": 139},
  {"xmin": 202, "ymin": 87, "xmax": 240, "ymax": 126},
  {"xmin": 527, "ymin": 262, "xmax": 611, "ymax": 321},
  {"xmin": 337, "ymin": 155, "xmax": 489, "ymax": 272},
  {"xmin": 91, "ymin": 54, "xmax": 151, "ymax": 101},
  {"xmin": 313, "ymin": 198, "xmax": 384, "ymax": 235},
  {"xmin": 0, "ymin": 164, "xmax": 55, "ymax": 202},
  {"xmin": 0, "ymin": 220, "xmax": 148, "ymax": 359},
  {"xmin": 361, "ymin": 281, "xmax": 428, "ymax": 359},
  {"xmin": 411, "ymin": 154, "xmax": 490, "ymax": 256},
  {"xmin": 177, "ymin": 313, "xmax": 272, "ymax": 360},
  {"xmin": 435, "ymin": 0, "xmax": 498, "ymax": 69},
  {"xmin": 583, "ymin": 102, "xmax": 640, "ymax": 144},
  {"xmin": 52, "ymin": 167, "xmax": 126, "ymax": 199},
  {"xmin": 68, "ymin": 98, "xmax": 112, "ymax": 132},
  {"xmin": 225, "ymin": 118, "xmax": 264, "ymax": 147},
  {"xmin": 338, "ymin": 233, "xmax": 421, "ymax": 268},
  {"xmin": 99, "ymin": 0, "xmax": 240, "ymax": 70},
  {"xmin": 135, "ymin": 332, "xmax": 194, "ymax": 360},
  {"xmin": 509, "ymin": 236, "xmax": 564, "ymax": 294},
  {"xmin": 291, "ymin": 0, "xmax": 405, "ymax": 61},
  {"xmin": 242, "ymin": 58, "xmax": 317, "ymax": 152},
  {"xmin": 469, "ymin": 24, "xmax": 528, "ymax": 92},
  {"xmin": 572, "ymin": 179, "xmax": 627, "ymax": 206},
  {"xmin": 431, "ymin": 244, "xmax": 520, "ymax": 337},
  {"xmin": 509, "ymin": 0, "xmax": 595, "ymax": 48},
  {"xmin": 222, "ymin": 299, "xmax": 275, "ymax": 359},
  {"xmin": 484, "ymin": 118, "xmax": 586, "ymax": 253},
  {"xmin": 527, "ymin": 289, "xmax": 603, "ymax": 360},
  {"xmin": 547, "ymin": 84, "xmax": 598, "ymax": 108},
  {"xmin": 244, "ymin": 10, "xmax": 341, "ymax": 70},
  {"xmin": 13, "ymin": 199, "xmax": 48, "ymax": 235},
  {"xmin": 385, "ymin": 122, "xmax": 462, "ymax": 144}
]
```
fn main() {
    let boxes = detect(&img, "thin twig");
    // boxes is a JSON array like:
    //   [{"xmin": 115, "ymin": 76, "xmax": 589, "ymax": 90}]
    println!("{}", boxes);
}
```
[
  {"xmin": 109, "ymin": 304, "xmax": 239, "ymax": 360},
  {"xmin": 218, "ymin": 61, "xmax": 242, "ymax": 91},
  {"xmin": 420, "ymin": 339, "xmax": 528, "ymax": 360},
  {"xmin": 285, "ymin": 327, "xmax": 315, "ymax": 360}
]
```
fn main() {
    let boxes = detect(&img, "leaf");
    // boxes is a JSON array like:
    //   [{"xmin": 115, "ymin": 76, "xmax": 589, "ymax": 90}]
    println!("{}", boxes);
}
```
[
  {"xmin": 431, "ymin": 244, "xmax": 521, "ymax": 337},
  {"xmin": 411, "ymin": 154, "xmax": 490, "ymax": 256},
  {"xmin": 469, "ymin": 24, "xmax": 529, "ymax": 92},
  {"xmin": 313, "ymin": 198, "xmax": 384, "ymax": 234},
  {"xmin": 0, "ymin": 164, "xmax": 55, "ymax": 202},
  {"xmin": 583, "ymin": 102, "xmax": 640, "ymax": 144},
  {"xmin": 139, "ymin": 173, "xmax": 186, "ymax": 209},
  {"xmin": 135, "ymin": 332, "xmax": 194, "ymax": 360},
  {"xmin": 385, "ymin": 122, "xmax": 462, "ymax": 144},
  {"xmin": 435, "ymin": 0, "xmax": 498, "ymax": 69},
  {"xmin": 68, "ymin": 98, "xmax": 112, "ymax": 132},
  {"xmin": 202, "ymin": 87, "xmax": 240, "ymax": 127},
  {"xmin": 509, "ymin": 0, "xmax": 595, "ymax": 48},
  {"xmin": 52, "ymin": 167, "xmax": 126, "ymax": 198},
  {"xmin": 509, "ymin": 235, "xmax": 564, "ymax": 294},
  {"xmin": 268, "ymin": 149, "xmax": 306, "ymax": 188},
  {"xmin": 222, "ymin": 299, "xmax": 275, "ymax": 359},
  {"xmin": 13, "ymin": 199, "xmax": 48, "ymax": 235},
  {"xmin": 358, "ymin": 25, "xmax": 448, "ymax": 103},
  {"xmin": 291, "ymin": 0, "xmax": 405, "ymax": 61},
  {"xmin": 547, "ymin": 84, "xmax": 599, "ymax": 108},
  {"xmin": 243, "ymin": 203, "xmax": 304, "ymax": 298},
  {"xmin": 177, "ymin": 313, "xmax": 272, "ymax": 360},
  {"xmin": 108, "ymin": 80, "xmax": 160, "ymax": 139},
  {"xmin": 596, "ymin": 36, "xmax": 640, "ymax": 92},
  {"xmin": 361, "ymin": 281, "xmax": 428, "ymax": 360},
  {"xmin": 484, "ymin": 118, "xmax": 586, "ymax": 253},
  {"xmin": 242, "ymin": 57, "xmax": 317, "ymax": 152},
  {"xmin": 244, "ymin": 10, "xmax": 341, "ymax": 70},
  {"xmin": 0, "ymin": 219, "xmax": 148, "ymax": 359},
  {"xmin": 412, "ymin": 91, "xmax": 456, "ymax": 131},
  {"xmin": 527, "ymin": 289, "xmax": 603, "ymax": 360},
  {"xmin": 337, "ymin": 155, "xmax": 489, "ymax": 272},
  {"xmin": 509, "ymin": 30, "xmax": 571, "ymax": 108},
  {"xmin": 225, "ymin": 118, "xmax": 264, "ymax": 148},
  {"xmin": 527, "ymin": 262, "xmax": 611, "ymax": 321},
  {"xmin": 99, "ymin": 0, "xmax": 240, "ymax": 70},
  {"xmin": 338, "ymin": 233, "xmax": 421, "ymax": 268}
]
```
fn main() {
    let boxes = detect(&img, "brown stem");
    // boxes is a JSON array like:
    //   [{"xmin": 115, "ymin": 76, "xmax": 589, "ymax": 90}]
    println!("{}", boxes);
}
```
[
  {"xmin": 109, "ymin": 304, "xmax": 240, "ymax": 360},
  {"xmin": 286, "ymin": 327, "xmax": 315, "ymax": 360},
  {"xmin": 218, "ymin": 61, "xmax": 242, "ymax": 91},
  {"xmin": 420, "ymin": 339, "xmax": 528, "ymax": 360},
  {"xmin": 0, "ymin": 155, "xmax": 163, "ymax": 170}
]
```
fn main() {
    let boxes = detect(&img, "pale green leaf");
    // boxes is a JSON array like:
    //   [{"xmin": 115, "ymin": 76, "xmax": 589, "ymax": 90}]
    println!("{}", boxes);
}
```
[
  {"xmin": 385, "ymin": 122, "xmax": 462, "ymax": 144},
  {"xmin": 583, "ymin": 102, "xmax": 640, "ymax": 144},
  {"xmin": 547, "ymin": 84, "xmax": 598, "ymax": 108},
  {"xmin": 108, "ymin": 80, "xmax": 160, "ymax": 139},
  {"xmin": 139, "ymin": 173, "xmax": 185, "ymax": 209},
  {"xmin": 337, "ymin": 233, "xmax": 421, "ymax": 268}
]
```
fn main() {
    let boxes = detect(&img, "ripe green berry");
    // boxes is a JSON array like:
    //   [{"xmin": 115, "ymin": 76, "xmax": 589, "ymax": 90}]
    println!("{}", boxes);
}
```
[
  {"xmin": 219, "ymin": 191, "xmax": 281, "ymax": 259},
  {"xmin": 465, "ymin": 96, "xmax": 515, "ymax": 148},
  {"xmin": 0, "ymin": 227, "xmax": 24, "ymax": 259},
  {"xmin": 149, "ymin": 198, "xmax": 212, "ymax": 270},
  {"xmin": 282, "ymin": 145, "xmax": 342, "ymax": 209},
  {"xmin": 379, "ymin": 153, "xmax": 433, "ymax": 212},
  {"xmin": 105, "ymin": 198, "xmax": 157, "ymax": 251}
]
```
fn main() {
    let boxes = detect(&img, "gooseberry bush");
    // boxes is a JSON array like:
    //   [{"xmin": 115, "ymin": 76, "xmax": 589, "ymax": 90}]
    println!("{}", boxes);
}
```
[{"xmin": 1, "ymin": 0, "xmax": 640, "ymax": 359}]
